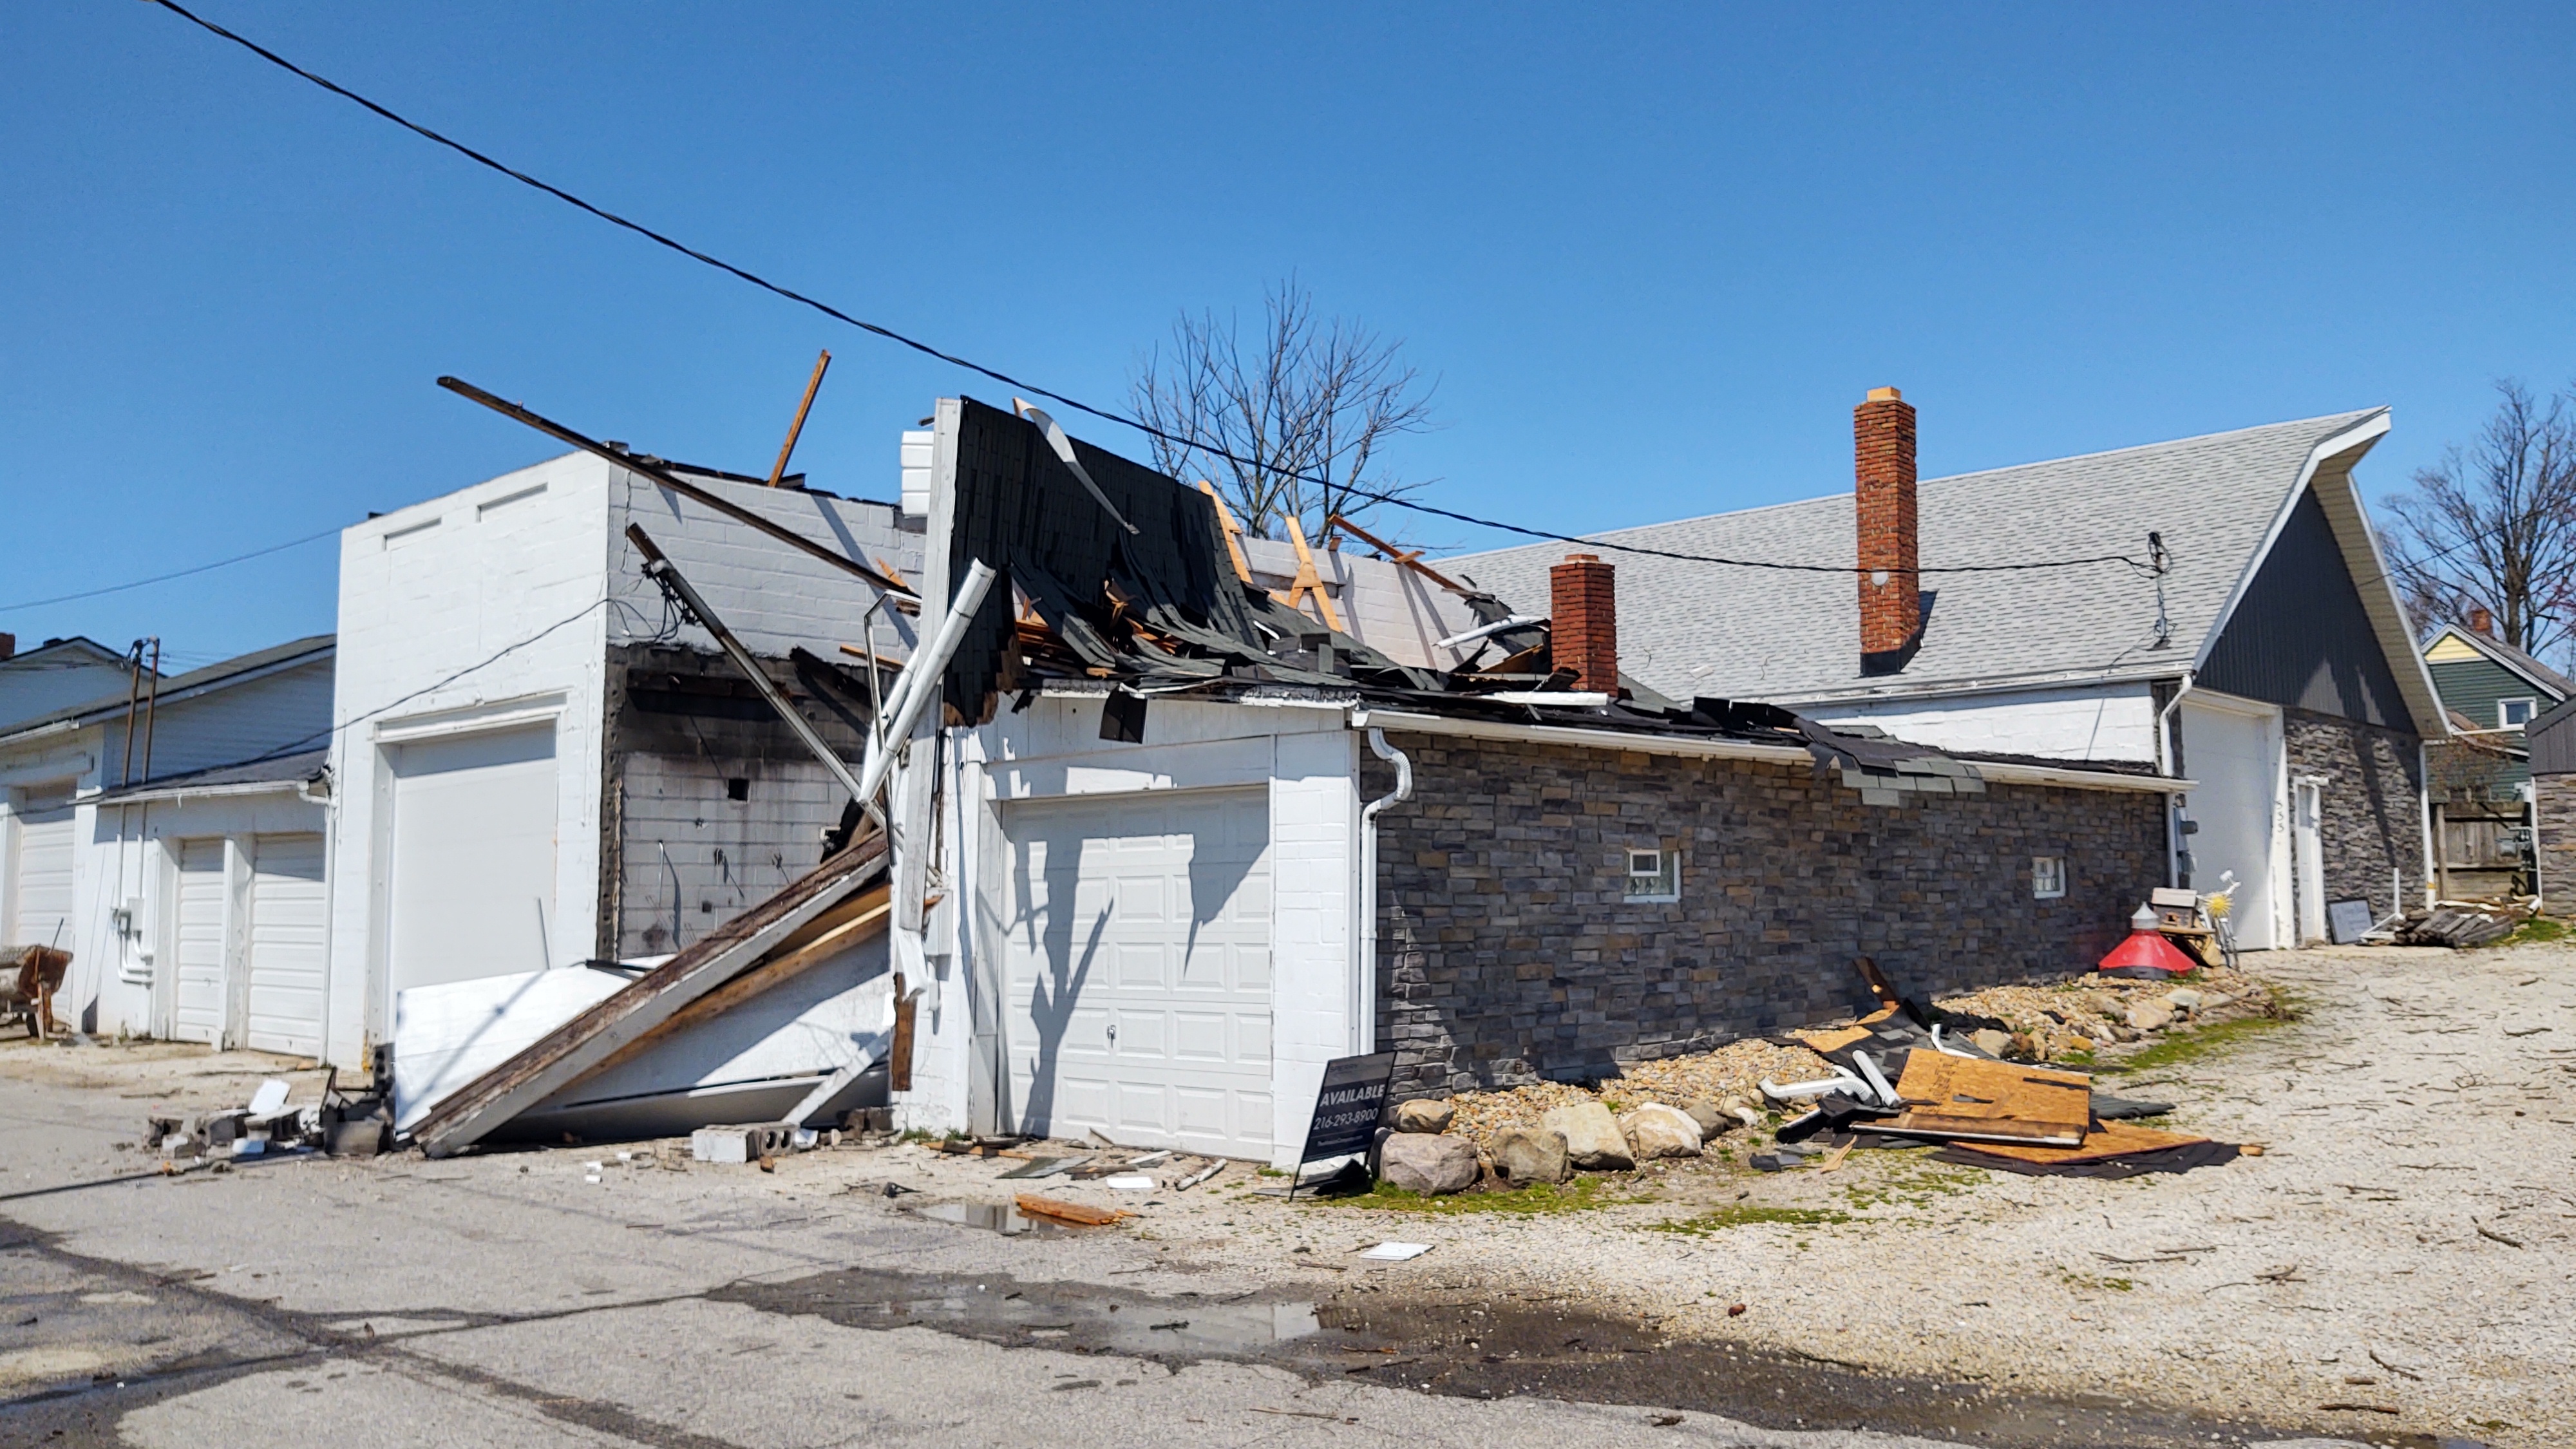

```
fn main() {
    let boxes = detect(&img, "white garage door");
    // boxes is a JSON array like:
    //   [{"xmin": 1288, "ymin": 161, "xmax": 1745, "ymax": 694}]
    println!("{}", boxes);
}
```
[
  {"xmin": 247, "ymin": 834, "xmax": 327, "ymax": 1056},
  {"xmin": 8, "ymin": 786, "xmax": 75, "ymax": 951},
  {"xmin": 171, "ymin": 838, "xmax": 228, "ymax": 1045},
  {"xmin": 390, "ymin": 726, "xmax": 559, "ymax": 992},
  {"xmin": 1001, "ymin": 789, "xmax": 1273, "ymax": 1159},
  {"xmin": 2181, "ymin": 699, "xmax": 2282, "ymax": 951}
]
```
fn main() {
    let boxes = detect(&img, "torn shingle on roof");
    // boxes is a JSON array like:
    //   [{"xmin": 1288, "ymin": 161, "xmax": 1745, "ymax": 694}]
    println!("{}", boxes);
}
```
[{"xmin": 923, "ymin": 399, "xmax": 2141, "ymax": 787}]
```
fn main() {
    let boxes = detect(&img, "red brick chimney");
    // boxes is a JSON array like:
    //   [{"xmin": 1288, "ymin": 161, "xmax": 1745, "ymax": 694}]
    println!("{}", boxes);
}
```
[
  {"xmin": 0, "ymin": 633, "xmax": 13, "ymax": 663},
  {"xmin": 1549, "ymin": 553, "xmax": 1619, "ymax": 694},
  {"xmin": 2468, "ymin": 606, "xmax": 2494, "ymax": 638},
  {"xmin": 1855, "ymin": 386, "xmax": 1921, "ymax": 670}
]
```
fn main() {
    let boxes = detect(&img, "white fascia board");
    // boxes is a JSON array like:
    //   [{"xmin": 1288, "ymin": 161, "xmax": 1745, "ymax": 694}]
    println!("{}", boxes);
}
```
[
  {"xmin": 1349, "ymin": 708, "xmax": 2190, "ymax": 793},
  {"xmin": 2308, "ymin": 457, "xmax": 2449, "ymax": 740},
  {"xmin": 1777, "ymin": 670, "xmax": 2169, "ymax": 709},
  {"xmin": 88, "ymin": 779, "xmax": 303, "ymax": 806},
  {"xmin": 2191, "ymin": 410, "xmax": 2392, "ymax": 672}
]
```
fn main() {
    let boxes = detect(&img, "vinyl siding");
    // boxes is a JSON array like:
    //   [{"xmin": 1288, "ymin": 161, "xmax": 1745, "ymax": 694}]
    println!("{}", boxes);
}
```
[{"xmin": 2200, "ymin": 488, "xmax": 2415, "ymax": 733}]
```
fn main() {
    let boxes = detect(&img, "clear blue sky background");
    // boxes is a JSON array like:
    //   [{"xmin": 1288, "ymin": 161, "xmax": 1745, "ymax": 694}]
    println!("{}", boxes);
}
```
[{"xmin": 5, "ymin": 3, "xmax": 2571, "ymax": 670}]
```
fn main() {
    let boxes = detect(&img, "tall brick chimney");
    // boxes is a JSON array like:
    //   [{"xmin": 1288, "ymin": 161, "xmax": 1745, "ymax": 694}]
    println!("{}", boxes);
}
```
[
  {"xmin": 1855, "ymin": 386, "xmax": 1920, "ymax": 672},
  {"xmin": 1549, "ymin": 553, "xmax": 1619, "ymax": 694},
  {"xmin": 2468, "ymin": 606, "xmax": 2494, "ymax": 638},
  {"xmin": 0, "ymin": 634, "xmax": 13, "ymax": 663}
]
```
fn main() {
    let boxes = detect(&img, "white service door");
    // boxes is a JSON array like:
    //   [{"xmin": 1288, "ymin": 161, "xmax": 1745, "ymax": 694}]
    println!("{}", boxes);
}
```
[
  {"xmin": 171, "ymin": 838, "xmax": 228, "ymax": 1045},
  {"xmin": 8, "ymin": 786, "xmax": 75, "ymax": 951},
  {"xmin": 390, "ymin": 727, "xmax": 559, "ymax": 992},
  {"xmin": 2181, "ymin": 699, "xmax": 2282, "ymax": 951},
  {"xmin": 2293, "ymin": 782, "xmax": 2326, "ymax": 945},
  {"xmin": 1001, "ymin": 790, "xmax": 1273, "ymax": 1159},
  {"xmin": 247, "ymin": 834, "xmax": 327, "ymax": 1056}
]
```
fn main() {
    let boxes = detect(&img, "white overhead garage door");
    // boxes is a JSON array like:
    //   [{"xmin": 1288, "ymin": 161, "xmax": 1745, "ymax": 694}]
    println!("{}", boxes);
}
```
[
  {"xmin": 2181, "ymin": 697, "xmax": 2283, "ymax": 952},
  {"xmin": 8, "ymin": 786, "xmax": 75, "ymax": 952},
  {"xmin": 1000, "ymin": 789, "xmax": 1273, "ymax": 1159},
  {"xmin": 171, "ymin": 838, "xmax": 228, "ymax": 1045},
  {"xmin": 390, "ymin": 726, "xmax": 558, "ymax": 992},
  {"xmin": 247, "ymin": 834, "xmax": 327, "ymax": 1057}
]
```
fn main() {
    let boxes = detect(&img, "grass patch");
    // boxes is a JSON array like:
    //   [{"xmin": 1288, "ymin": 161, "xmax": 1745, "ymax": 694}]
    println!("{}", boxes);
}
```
[
  {"xmin": 2096, "ymin": 993, "xmax": 2300, "ymax": 1075},
  {"xmin": 2505, "ymin": 917, "xmax": 2568, "ymax": 947},
  {"xmin": 1317, "ymin": 1175, "xmax": 1639, "ymax": 1215},
  {"xmin": 2059, "ymin": 1269, "xmax": 2136, "ymax": 1292},
  {"xmin": 1649, "ymin": 1202, "xmax": 1853, "ymax": 1236}
]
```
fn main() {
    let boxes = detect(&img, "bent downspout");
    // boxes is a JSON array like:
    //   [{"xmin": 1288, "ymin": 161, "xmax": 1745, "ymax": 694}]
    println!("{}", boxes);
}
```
[
  {"xmin": 2156, "ymin": 672, "xmax": 2195, "ymax": 888},
  {"xmin": 1356, "ymin": 728, "xmax": 1412, "ymax": 1057}
]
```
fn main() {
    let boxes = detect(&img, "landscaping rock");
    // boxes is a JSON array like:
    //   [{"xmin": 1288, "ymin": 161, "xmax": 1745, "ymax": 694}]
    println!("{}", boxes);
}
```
[
  {"xmin": 2162, "ymin": 987, "xmax": 2206, "ymax": 1013},
  {"xmin": 1394, "ymin": 1098, "xmax": 1455, "ymax": 1134},
  {"xmin": 1681, "ymin": 1100, "xmax": 1728, "ymax": 1137},
  {"xmin": 2127, "ymin": 999, "xmax": 2177, "ymax": 1032},
  {"xmin": 1490, "ymin": 1126, "xmax": 1571, "ymax": 1184},
  {"xmin": 1378, "ymin": 1132, "xmax": 1479, "ymax": 1195},
  {"xmin": 1971, "ymin": 1028, "xmax": 2014, "ymax": 1057},
  {"xmin": 1618, "ymin": 1103, "xmax": 1704, "ymax": 1159},
  {"xmin": 1542, "ymin": 1101, "xmax": 1635, "ymax": 1171}
]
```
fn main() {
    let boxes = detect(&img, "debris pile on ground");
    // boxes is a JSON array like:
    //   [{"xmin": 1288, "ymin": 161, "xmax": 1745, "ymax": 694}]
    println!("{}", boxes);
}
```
[
  {"xmin": 1927, "ymin": 961, "xmax": 2277, "ymax": 1065},
  {"xmin": 150, "ymin": 1074, "xmax": 380, "ymax": 1170},
  {"xmin": 2393, "ymin": 902, "xmax": 2524, "ymax": 948}
]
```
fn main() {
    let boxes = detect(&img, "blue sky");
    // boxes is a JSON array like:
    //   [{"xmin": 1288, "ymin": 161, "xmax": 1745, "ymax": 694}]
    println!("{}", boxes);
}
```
[{"xmin": 5, "ymin": 3, "xmax": 2571, "ymax": 669}]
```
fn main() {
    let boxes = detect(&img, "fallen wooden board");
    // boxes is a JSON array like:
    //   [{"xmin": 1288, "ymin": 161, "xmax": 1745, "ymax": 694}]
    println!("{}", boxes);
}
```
[
  {"xmin": 1947, "ymin": 1119, "xmax": 2212, "ymax": 1166},
  {"xmin": 1014, "ymin": 1193, "xmax": 1125, "ymax": 1226},
  {"xmin": 1879, "ymin": 1050, "xmax": 2091, "ymax": 1146},
  {"xmin": 413, "ymin": 843, "xmax": 888, "ymax": 1157}
]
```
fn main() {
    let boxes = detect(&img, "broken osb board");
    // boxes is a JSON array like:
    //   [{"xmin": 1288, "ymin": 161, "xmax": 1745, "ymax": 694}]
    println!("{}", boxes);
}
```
[{"xmin": 1880, "ymin": 1050, "xmax": 2090, "ymax": 1147}]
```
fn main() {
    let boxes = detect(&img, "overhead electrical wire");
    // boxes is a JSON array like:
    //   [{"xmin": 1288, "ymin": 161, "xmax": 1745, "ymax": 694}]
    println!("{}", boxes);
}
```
[
  {"xmin": 0, "ymin": 524, "xmax": 343, "ymax": 612},
  {"xmin": 156, "ymin": 0, "xmax": 2170, "ymax": 579}
]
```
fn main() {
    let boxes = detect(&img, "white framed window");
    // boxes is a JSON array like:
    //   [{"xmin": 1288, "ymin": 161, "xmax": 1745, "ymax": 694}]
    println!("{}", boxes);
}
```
[
  {"xmin": 1624, "ymin": 846, "xmax": 1680, "ymax": 903},
  {"xmin": 2031, "ymin": 855, "xmax": 2067, "ymax": 899},
  {"xmin": 2500, "ymin": 697, "xmax": 2537, "ymax": 728}
]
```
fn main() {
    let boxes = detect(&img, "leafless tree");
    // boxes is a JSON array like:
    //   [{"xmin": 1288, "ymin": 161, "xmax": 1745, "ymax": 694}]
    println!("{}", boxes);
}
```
[
  {"xmin": 1130, "ymin": 277, "xmax": 1436, "ymax": 541},
  {"xmin": 2382, "ymin": 379, "xmax": 2576, "ymax": 667}
]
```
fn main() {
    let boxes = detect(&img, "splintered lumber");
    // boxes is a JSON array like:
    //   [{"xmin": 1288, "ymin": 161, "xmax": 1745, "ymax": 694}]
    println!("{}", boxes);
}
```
[
  {"xmin": 1877, "ymin": 1051, "xmax": 2091, "ymax": 1148},
  {"xmin": 412, "ymin": 844, "xmax": 888, "ymax": 1157},
  {"xmin": 1014, "ymin": 1193, "xmax": 1125, "ymax": 1226},
  {"xmin": 1274, "ymin": 514, "xmax": 1346, "ymax": 632},
  {"xmin": 1327, "ymin": 513, "xmax": 1472, "ymax": 598},
  {"xmin": 1199, "ymin": 480, "xmax": 1256, "ymax": 586},
  {"xmin": 767, "ymin": 349, "xmax": 831, "ymax": 486},
  {"xmin": 1945, "ymin": 1119, "xmax": 2211, "ymax": 1167}
]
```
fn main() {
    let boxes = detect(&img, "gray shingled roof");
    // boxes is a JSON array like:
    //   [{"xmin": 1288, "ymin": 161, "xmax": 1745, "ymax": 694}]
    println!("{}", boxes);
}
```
[
  {"xmin": 1445, "ymin": 410, "xmax": 2386, "ymax": 704},
  {"xmin": 0, "ymin": 634, "xmax": 334, "ymax": 745}
]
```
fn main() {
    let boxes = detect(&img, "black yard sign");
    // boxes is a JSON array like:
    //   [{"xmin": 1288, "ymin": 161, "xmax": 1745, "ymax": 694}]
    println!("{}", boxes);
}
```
[{"xmin": 1289, "ymin": 1052, "xmax": 1396, "ymax": 1198}]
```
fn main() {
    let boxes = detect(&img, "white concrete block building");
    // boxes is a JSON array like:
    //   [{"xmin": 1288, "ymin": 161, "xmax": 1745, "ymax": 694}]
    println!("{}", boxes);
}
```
[{"xmin": 323, "ymin": 450, "xmax": 922, "ymax": 1068}]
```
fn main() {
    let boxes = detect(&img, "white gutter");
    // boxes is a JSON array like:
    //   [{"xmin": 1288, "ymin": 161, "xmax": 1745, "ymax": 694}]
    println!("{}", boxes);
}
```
[
  {"xmin": 1356, "ymin": 728, "xmax": 1411, "ymax": 1057},
  {"xmin": 1349, "ymin": 707, "xmax": 2191, "ymax": 794},
  {"xmin": 88, "ymin": 779, "xmax": 308, "ymax": 806}
]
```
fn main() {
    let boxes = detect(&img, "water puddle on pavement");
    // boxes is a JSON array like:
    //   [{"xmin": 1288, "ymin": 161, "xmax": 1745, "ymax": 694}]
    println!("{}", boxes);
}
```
[{"xmin": 713, "ymin": 1264, "xmax": 2463, "ymax": 1449}]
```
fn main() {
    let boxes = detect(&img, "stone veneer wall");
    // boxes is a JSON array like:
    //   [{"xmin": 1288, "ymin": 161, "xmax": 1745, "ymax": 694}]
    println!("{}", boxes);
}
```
[
  {"xmin": 2536, "ymin": 773, "xmax": 2576, "ymax": 914},
  {"xmin": 1364, "ymin": 735, "xmax": 2165, "ymax": 1098},
  {"xmin": 2282, "ymin": 708, "xmax": 2425, "ymax": 927}
]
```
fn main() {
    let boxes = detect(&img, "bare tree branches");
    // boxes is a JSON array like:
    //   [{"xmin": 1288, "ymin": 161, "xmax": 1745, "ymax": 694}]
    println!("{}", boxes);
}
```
[
  {"xmin": 1130, "ymin": 277, "xmax": 1436, "ymax": 541},
  {"xmin": 2382, "ymin": 379, "xmax": 2576, "ymax": 667}
]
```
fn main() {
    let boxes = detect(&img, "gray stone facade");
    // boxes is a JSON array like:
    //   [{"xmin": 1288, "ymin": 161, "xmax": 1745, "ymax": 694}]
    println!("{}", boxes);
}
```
[
  {"xmin": 2537, "ymin": 773, "xmax": 2576, "ymax": 914},
  {"xmin": 1364, "ymin": 736, "xmax": 2166, "ymax": 1097},
  {"xmin": 2282, "ymin": 708, "xmax": 2425, "ymax": 927}
]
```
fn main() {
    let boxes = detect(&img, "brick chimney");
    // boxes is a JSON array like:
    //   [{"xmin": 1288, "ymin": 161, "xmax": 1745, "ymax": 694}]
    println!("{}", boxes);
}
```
[
  {"xmin": 1855, "ymin": 386, "xmax": 1921, "ymax": 671},
  {"xmin": 1549, "ymin": 553, "xmax": 1619, "ymax": 694},
  {"xmin": 2468, "ymin": 606, "xmax": 2494, "ymax": 638},
  {"xmin": 0, "ymin": 633, "xmax": 13, "ymax": 663}
]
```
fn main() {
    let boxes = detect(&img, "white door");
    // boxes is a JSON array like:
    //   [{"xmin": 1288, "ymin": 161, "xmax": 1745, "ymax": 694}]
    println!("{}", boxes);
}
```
[
  {"xmin": 1000, "ymin": 789, "xmax": 1273, "ymax": 1159},
  {"xmin": 2180, "ymin": 697, "xmax": 2282, "ymax": 951},
  {"xmin": 171, "ymin": 838, "xmax": 229, "ymax": 1045},
  {"xmin": 2293, "ymin": 781, "xmax": 2326, "ymax": 945},
  {"xmin": 8, "ymin": 786, "xmax": 75, "ymax": 951},
  {"xmin": 247, "ymin": 834, "xmax": 327, "ymax": 1056},
  {"xmin": 388, "ymin": 726, "xmax": 558, "ymax": 992}
]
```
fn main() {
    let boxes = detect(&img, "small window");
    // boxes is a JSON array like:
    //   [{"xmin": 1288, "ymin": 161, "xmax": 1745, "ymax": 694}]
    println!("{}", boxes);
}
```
[
  {"xmin": 726, "ymin": 777, "xmax": 751, "ymax": 801},
  {"xmin": 2032, "ymin": 855, "xmax": 2067, "ymax": 899},
  {"xmin": 1625, "ymin": 847, "xmax": 1680, "ymax": 903},
  {"xmin": 2500, "ymin": 697, "xmax": 2537, "ymax": 728}
]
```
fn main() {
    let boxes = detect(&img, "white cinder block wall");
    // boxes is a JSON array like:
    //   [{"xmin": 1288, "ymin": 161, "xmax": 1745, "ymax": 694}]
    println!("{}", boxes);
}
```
[{"xmin": 328, "ymin": 453, "xmax": 923, "ymax": 1067}]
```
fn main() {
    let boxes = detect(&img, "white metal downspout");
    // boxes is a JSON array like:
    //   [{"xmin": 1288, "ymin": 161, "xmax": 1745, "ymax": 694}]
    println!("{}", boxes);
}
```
[
  {"xmin": 2156, "ymin": 672, "xmax": 2194, "ymax": 888},
  {"xmin": 2417, "ymin": 738, "xmax": 2435, "ymax": 909},
  {"xmin": 1357, "ymin": 728, "xmax": 1412, "ymax": 1057}
]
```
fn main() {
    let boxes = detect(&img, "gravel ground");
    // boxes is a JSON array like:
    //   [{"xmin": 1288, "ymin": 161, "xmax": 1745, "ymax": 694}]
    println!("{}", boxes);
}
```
[{"xmin": 820, "ymin": 943, "xmax": 2573, "ymax": 1448}]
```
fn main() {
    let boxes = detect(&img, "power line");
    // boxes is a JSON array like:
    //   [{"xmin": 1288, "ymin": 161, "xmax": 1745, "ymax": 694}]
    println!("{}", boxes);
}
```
[
  {"xmin": 148, "ymin": 0, "xmax": 2159, "ymax": 582},
  {"xmin": 0, "ymin": 524, "xmax": 343, "ymax": 612}
]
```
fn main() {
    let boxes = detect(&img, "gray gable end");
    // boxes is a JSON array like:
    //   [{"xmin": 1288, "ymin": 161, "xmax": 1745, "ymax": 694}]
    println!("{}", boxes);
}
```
[{"xmin": 2198, "ymin": 487, "xmax": 2414, "ymax": 732}]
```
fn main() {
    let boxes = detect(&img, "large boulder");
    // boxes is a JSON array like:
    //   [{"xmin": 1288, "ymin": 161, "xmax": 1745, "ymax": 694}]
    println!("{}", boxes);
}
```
[
  {"xmin": 1378, "ymin": 1132, "xmax": 1479, "ymax": 1195},
  {"xmin": 1394, "ymin": 1098, "xmax": 1455, "ymax": 1133},
  {"xmin": 1680, "ymin": 1101, "xmax": 1728, "ymax": 1138},
  {"xmin": 1541, "ymin": 1101, "xmax": 1635, "ymax": 1171},
  {"xmin": 1618, "ymin": 1103, "xmax": 1704, "ymax": 1160},
  {"xmin": 2127, "ymin": 999, "xmax": 2177, "ymax": 1032},
  {"xmin": 1489, "ymin": 1126, "xmax": 1571, "ymax": 1184}
]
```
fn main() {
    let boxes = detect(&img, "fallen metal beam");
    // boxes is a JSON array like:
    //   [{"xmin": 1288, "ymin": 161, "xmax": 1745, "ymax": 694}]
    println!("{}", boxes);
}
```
[{"xmin": 439, "ymin": 375, "xmax": 913, "ymax": 598}]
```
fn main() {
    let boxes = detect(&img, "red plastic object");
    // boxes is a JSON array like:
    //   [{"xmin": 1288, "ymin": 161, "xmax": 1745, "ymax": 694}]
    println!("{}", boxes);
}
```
[{"xmin": 2097, "ymin": 927, "xmax": 2198, "ymax": 976}]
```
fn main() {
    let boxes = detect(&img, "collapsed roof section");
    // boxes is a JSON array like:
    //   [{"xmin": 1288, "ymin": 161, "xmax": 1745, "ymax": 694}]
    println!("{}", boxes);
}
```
[{"xmin": 920, "ymin": 397, "xmax": 2151, "ymax": 784}]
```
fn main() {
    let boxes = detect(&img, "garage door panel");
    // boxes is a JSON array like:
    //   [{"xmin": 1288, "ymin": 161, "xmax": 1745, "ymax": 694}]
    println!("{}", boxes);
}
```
[
  {"xmin": 390, "ymin": 726, "xmax": 558, "ymax": 992},
  {"xmin": 247, "ymin": 835, "xmax": 327, "ymax": 1056},
  {"xmin": 10, "ymin": 788, "xmax": 75, "ymax": 951},
  {"xmin": 171, "ymin": 839, "xmax": 227, "ymax": 1045},
  {"xmin": 1003, "ymin": 790, "xmax": 1273, "ymax": 1158}
]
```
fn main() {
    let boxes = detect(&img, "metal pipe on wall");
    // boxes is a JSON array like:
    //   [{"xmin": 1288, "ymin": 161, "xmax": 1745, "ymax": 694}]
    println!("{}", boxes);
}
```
[{"xmin": 1356, "ymin": 726, "xmax": 1412, "ymax": 1057}]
